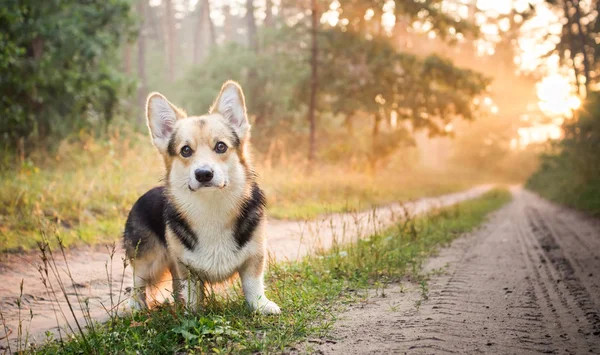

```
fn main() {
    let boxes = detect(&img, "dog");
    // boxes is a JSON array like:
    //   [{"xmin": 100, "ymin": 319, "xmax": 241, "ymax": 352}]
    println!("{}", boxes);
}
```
[{"xmin": 123, "ymin": 81, "xmax": 280, "ymax": 315}]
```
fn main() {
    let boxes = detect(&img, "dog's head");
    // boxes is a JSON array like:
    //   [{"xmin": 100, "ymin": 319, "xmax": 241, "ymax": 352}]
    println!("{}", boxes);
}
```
[{"xmin": 146, "ymin": 81, "xmax": 251, "ymax": 193}]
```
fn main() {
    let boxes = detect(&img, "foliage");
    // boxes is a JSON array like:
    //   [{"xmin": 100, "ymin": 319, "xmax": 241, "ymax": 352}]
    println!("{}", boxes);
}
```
[
  {"xmin": 527, "ymin": 92, "xmax": 600, "ymax": 216},
  {"xmin": 0, "ymin": 0, "xmax": 136, "ymax": 150},
  {"xmin": 179, "ymin": 32, "xmax": 309, "ymax": 131},
  {"xmin": 337, "ymin": 0, "xmax": 478, "ymax": 38},
  {"xmin": 544, "ymin": 0, "xmax": 600, "ymax": 93},
  {"xmin": 318, "ymin": 29, "xmax": 490, "ymax": 134},
  {"xmin": 30, "ymin": 189, "xmax": 510, "ymax": 354}
]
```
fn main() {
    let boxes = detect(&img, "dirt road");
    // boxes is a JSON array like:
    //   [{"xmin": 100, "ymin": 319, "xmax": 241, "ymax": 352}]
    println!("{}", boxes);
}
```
[
  {"xmin": 0, "ymin": 186, "xmax": 492, "ymax": 348},
  {"xmin": 315, "ymin": 188, "xmax": 600, "ymax": 354}
]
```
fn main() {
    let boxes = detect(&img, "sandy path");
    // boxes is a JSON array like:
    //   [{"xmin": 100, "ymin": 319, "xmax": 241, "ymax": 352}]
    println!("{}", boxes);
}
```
[
  {"xmin": 314, "ymin": 188, "xmax": 600, "ymax": 354},
  {"xmin": 0, "ymin": 186, "xmax": 492, "ymax": 349}
]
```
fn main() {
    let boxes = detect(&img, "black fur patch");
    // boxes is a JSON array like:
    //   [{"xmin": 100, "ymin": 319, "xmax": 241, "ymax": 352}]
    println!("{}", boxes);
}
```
[
  {"xmin": 233, "ymin": 183, "xmax": 266, "ymax": 249},
  {"xmin": 231, "ymin": 130, "xmax": 240, "ymax": 148},
  {"xmin": 167, "ymin": 129, "xmax": 179, "ymax": 156},
  {"xmin": 165, "ymin": 200, "xmax": 198, "ymax": 251},
  {"xmin": 123, "ymin": 187, "xmax": 167, "ymax": 257}
]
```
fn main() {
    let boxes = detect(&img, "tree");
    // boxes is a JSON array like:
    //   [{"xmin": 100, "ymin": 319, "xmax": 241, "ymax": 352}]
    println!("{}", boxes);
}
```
[
  {"xmin": 546, "ymin": 0, "xmax": 600, "ymax": 96},
  {"xmin": 193, "ymin": 0, "xmax": 216, "ymax": 64},
  {"xmin": 265, "ymin": 0, "xmax": 274, "ymax": 28},
  {"xmin": 0, "ymin": 0, "xmax": 135, "ymax": 149},
  {"xmin": 246, "ymin": 0, "xmax": 258, "ymax": 51},
  {"xmin": 164, "ymin": 0, "xmax": 176, "ymax": 81},
  {"xmin": 307, "ymin": 0, "xmax": 319, "ymax": 164},
  {"xmin": 137, "ymin": 0, "xmax": 148, "ymax": 121}
]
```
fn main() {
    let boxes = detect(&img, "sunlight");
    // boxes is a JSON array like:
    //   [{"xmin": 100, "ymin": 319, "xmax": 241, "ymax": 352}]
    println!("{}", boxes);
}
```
[
  {"xmin": 516, "ymin": 124, "xmax": 562, "ymax": 148},
  {"xmin": 537, "ymin": 74, "xmax": 581, "ymax": 117}
]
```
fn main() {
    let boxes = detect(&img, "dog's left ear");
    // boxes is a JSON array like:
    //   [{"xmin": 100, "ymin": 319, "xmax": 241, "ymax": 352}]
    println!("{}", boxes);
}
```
[{"xmin": 211, "ymin": 81, "xmax": 250, "ymax": 139}]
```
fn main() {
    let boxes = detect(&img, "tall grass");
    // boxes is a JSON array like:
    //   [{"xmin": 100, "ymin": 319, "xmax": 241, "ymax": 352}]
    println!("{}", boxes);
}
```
[{"xmin": 0, "ymin": 131, "xmax": 492, "ymax": 252}]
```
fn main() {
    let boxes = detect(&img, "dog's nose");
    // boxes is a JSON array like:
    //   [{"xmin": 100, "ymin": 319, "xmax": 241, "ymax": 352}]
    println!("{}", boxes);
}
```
[
  {"xmin": 194, "ymin": 169, "xmax": 213, "ymax": 182},
  {"xmin": 194, "ymin": 168, "xmax": 214, "ymax": 183}
]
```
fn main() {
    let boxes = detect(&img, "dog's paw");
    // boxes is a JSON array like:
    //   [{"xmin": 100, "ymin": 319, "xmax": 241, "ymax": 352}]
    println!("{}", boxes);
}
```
[
  {"xmin": 252, "ymin": 299, "xmax": 281, "ymax": 315},
  {"xmin": 261, "ymin": 300, "xmax": 281, "ymax": 315}
]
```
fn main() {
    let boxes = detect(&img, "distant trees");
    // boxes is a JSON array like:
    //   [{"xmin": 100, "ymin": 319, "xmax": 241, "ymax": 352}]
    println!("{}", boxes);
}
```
[
  {"xmin": 178, "ymin": 1, "xmax": 489, "ymax": 167},
  {"xmin": 547, "ymin": 0, "xmax": 600, "ymax": 96},
  {"xmin": 1, "ymin": 0, "xmax": 494, "ymax": 166},
  {"xmin": 0, "ymin": 0, "xmax": 135, "ymax": 150}
]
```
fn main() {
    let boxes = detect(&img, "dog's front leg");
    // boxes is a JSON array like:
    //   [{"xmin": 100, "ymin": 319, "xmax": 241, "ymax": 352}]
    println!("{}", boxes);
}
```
[{"xmin": 239, "ymin": 254, "xmax": 280, "ymax": 315}]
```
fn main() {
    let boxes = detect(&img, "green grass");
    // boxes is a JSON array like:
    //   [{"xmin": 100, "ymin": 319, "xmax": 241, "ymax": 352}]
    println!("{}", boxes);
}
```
[
  {"xmin": 0, "ymin": 133, "xmax": 491, "ymax": 253},
  {"xmin": 22, "ymin": 189, "xmax": 511, "ymax": 354},
  {"xmin": 527, "ymin": 161, "xmax": 600, "ymax": 217},
  {"xmin": 528, "ymin": 172, "xmax": 600, "ymax": 217}
]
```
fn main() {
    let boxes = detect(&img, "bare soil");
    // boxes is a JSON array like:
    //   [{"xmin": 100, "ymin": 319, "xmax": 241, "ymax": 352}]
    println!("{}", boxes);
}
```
[
  {"xmin": 0, "ymin": 186, "xmax": 492, "ymax": 348},
  {"xmin": 312, "ymin": 188, "xmax": 600, "ymax": 354}
]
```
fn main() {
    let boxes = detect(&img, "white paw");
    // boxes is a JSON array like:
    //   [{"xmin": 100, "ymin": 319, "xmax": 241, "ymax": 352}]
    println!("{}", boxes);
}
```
[{"xmin": 252, "ymin": 298, "xmax": 281, "ymax": 315}]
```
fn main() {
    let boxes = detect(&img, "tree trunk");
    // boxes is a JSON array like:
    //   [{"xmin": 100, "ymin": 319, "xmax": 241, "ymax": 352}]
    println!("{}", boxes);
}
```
[
  {"xmin": 246, "ymin": 0, "xmax": 258, "ymax": 51},
  {"xmin": 572, "ymin": 0, "xmax": 591, "ymax": 96},
  {"xmin": 164, "ymin": 0, "xmax": 176, "ymax": 81},
  {"xmin": 265, "ymin": 0, "xmax": 273, "ymax": 28},
  {"xmin": 193, "ymin": 1, "xmax": 205, "ymax": 64},
  {"xmin": 137, "ymin": 0, "xmax": 147, "ymax": 125},
  {"xmin": 562, "ymin": 0, "xmax": 582, "ymax": 96},
  {"xmin": 223, "ymin": 5, "xmax": 234, "ymax": 42},
  {"xmin": 307, "ymin": 0, "xmax": 318, "ymax": 164},
  {"xmin": 370, "ymin": 112, "xmax": 382, "ymax": 171},
  {"xmin": 123, "ymin": 43, "xmax": 132, "ymax": 75},
  {"xmin": 206, "ymin": 0, "xmax": 216, "ymax": 47}
]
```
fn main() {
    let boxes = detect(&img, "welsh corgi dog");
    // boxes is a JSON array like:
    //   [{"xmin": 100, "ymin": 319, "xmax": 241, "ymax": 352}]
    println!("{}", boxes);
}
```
[{"xmin": 123, "ymin": 81, "xmax": 280, "ymax": 315}]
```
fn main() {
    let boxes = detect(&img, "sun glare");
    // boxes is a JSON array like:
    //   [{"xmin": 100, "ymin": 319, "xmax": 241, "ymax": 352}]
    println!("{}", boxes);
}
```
[{"xmin": 537, "ymin": 74, "xmax": 581, "ymax": 117}]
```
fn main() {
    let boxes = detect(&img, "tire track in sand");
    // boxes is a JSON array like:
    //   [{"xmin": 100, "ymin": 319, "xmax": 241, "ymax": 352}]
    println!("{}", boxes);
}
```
[{"xmin": 314, "ymin": 188, "xmax": 600, "ymax": 354}]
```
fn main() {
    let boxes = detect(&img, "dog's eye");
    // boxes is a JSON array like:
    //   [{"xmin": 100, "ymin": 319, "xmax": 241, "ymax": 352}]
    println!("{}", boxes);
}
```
[
  {"xmin": 215, "ymin": 141, "xmax": 228, "ymax": 154},
  {"xmin": 180, "ymin": 145, "xmax": 193, "ymax": 158}
]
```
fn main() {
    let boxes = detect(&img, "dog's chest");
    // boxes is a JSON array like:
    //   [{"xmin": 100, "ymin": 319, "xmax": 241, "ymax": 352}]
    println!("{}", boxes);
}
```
[{"xmin": 178, "ymin": 214, "xmax": 249, "ymax": 281}]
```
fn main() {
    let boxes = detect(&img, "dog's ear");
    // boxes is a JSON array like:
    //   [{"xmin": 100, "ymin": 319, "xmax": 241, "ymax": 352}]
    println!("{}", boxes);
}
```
[
  {"xmin": 146, "ymin": 93, "xmax": 186, "ymax": 153},
  {"xmin": 210, "ymin": 81, "xmax": 250, "ymax": 139}
]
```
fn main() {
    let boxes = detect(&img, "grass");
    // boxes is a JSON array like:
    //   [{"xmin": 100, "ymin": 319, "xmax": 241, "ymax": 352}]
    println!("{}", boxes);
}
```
[
  {"xmin": 527, "ymin": 168, "xmax": 600, "ymax": 217},
  {"xmin": 16, "ymin": 188, "xmax": 511, "ymax": 354},
  {"xmin": 0, "ymin": 131, "xmax": 491, "ymax": 253}
]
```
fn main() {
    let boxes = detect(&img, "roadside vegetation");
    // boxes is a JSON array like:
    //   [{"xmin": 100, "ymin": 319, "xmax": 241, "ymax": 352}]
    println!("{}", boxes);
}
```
[
  {"xmin": 8, "ymin": 189, "xmax": 511, "ymax": 354},
  {"xmin": 527, "ymin": 93, "xmax": 600, "ymax": 217},
  {"xmin": 0, "ymin": 130, "xmax": 492, "ymax": 252}
]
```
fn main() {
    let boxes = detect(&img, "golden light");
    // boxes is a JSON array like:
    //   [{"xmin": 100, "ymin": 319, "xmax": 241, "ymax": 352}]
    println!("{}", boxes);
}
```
[
  {"xmin": 537, "ymin": 74, "xmax": 580, "ymax": 117},
  {"xmin": 322, "ymin": 0, "xmax": 341, "ymax": 27},
  {"xmin": 516, "ymin": 124, "xmax": 563, "ymax": 148}
]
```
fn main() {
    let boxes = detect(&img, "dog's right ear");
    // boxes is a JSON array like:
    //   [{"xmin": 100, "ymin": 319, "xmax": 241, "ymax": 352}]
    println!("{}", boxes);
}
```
[{"xmin": 146, "ymin": 93, "xmax": 186, "ymax": 153}]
